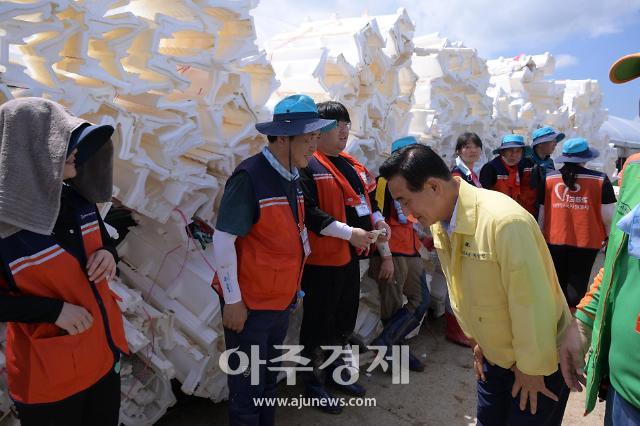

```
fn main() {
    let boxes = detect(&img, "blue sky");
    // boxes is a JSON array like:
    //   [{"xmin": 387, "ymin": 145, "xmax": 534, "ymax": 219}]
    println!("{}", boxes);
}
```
[{"xmin": 252, "ymin": 0, "xmax": 640, "ymax": 119}]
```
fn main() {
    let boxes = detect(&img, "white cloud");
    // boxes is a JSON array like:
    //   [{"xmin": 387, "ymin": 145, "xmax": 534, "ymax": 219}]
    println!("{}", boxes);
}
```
[
  {"xmin": 252, "ymin": 0, "xmax": 640, "ymax": 57},
  {"xmin": 555, "ymin": 54, "xmax": 579, "ymax": 69}
]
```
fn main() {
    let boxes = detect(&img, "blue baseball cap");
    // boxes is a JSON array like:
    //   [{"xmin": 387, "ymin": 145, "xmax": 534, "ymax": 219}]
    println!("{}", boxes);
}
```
[
  {"xmin": 555, "ymin": 138, "xmax": 599, "ymax": 163},
  {"xmin": 531, "ymin": 126, "xmax": 565, "ymax": 147},
  {"xmin": 492, "ymin": 134, "xmax": 525, "ymax": 155},
  {"xmin": 67, "ymin": 123, "xmax": 114, "ymax": 166},
  {"xmin": 256, "ymin": 94, "xmax": 336, "ymax": 136},
  {"xmin": 391, "ymin": 136, "xmax": 418, "ymax": 153}
]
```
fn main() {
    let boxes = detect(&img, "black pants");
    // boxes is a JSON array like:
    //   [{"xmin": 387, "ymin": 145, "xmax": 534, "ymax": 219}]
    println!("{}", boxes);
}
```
[
  {"xmin": 477, "ymin": 362, "xmax": 570, "ymax": 426},
  {"xmin": 15, "ymin": 367, "xmax": 120, "ymax": 426},
  {"xmin": 299, "ymin": 257, "xmax": 360, "ymax": 352},
  {"xmin": 548, "ymin": 244, "xmax": 599, "ymax": 307},
  {"xmin": 223, "ymin": 308, "xmax": 290, "ymax": 426}
]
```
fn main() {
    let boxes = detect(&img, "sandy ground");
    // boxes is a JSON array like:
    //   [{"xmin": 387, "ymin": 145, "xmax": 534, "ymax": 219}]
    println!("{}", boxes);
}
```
[{"xmin": 157, "ymin": 258, "xmax": 607, "ymax": 426}]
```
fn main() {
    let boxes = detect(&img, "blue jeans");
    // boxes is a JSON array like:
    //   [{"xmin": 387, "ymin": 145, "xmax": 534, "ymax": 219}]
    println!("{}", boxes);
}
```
[
  {"xmin": 477, "ymin": 361, "xmax": 570, "ymax": 426},
  {"xmin": 223, "ymin": 308, "xmax": 290, "ymax": 426},
  {"xmin": 605, "ymin": 387, "xmax": 640, "ymax": 426}
]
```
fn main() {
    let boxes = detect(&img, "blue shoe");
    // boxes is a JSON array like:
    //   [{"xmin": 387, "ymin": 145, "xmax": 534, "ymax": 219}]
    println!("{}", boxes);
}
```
[
  {"xmin": 408, "ymin": 351, "xmax": 425, "ymax": 372},
  {"xmin": 304, "ymin": 381, "xmax": 343, "ymax": 414},
  {"xmin": 327, "ymin": 367, "xmax": 367, "ymax": 397}
]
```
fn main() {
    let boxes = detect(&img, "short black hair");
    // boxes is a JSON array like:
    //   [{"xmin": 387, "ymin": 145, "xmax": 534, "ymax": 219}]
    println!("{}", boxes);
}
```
[
  {"xmin": 455, "ymin": 132, "xmax": 482, "ymax": 152},
  {"xmin": 379, "ymin": 144, "xmax": 452, "ymax": 192},
  {"xmin": 267, "ymin": 135, "xmax": 292, "ymax": 143},
  {"xmin": 317, "ymin": 101, "xmax": 350, "ymax": 123}
]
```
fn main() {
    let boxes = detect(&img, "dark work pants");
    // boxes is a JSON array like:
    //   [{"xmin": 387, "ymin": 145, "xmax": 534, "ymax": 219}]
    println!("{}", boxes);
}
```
[
  {"xmin": 15, "ymin": 367, "xmax": 121, "ymax": 426},
  {"xmin": 299, "ymin": 257, "xmax": 360, "ymax": 352},
  {"xmin": 477, "ymin": 362, "xmax": 570, "ymax": 426},
  {"xmin": 548, "ymin": 244, "xmax": 599, "ymax": 307},
  {"xmin": 223, "ymin": 308, "xmax": 290, "ymax": 426}
]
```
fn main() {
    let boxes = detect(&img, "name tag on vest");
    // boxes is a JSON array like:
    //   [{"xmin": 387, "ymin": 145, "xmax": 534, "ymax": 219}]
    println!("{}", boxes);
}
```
[
  {"xmin": 355, "ymin": 194, "xmax": 371, "ymax": 217},
  {"xmin": 301, "ymin": 227, "xmax": 311, "ymax": 257}
]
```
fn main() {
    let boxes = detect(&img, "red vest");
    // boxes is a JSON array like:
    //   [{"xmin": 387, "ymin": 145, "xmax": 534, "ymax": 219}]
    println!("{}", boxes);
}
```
[
  {"xmin": 376, "ymin": 180, "xmax": 420, "ymax": 256},
  {"xmin": 485, "ymin": 156, "xmax": 537, "ymax": 216},
  {"xmin": 0, "ymin": 191, "xmax": 128, "ymax": 404},
  {"xmin": 543, "ymin": 169, "xmax": 606, "ymax": 249},
  {"xmin": 234, "ymin": 153, "xmax": 307, "ymax": 310},
  {"xmin": 305, "ymin": 152, "xmax": 375, "ymax": 266}
]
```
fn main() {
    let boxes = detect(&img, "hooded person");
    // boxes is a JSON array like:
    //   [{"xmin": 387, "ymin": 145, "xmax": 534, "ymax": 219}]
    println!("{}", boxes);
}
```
[{"xmin": 0, "ymin": 97, "xmax": 127, "ymax": 426}]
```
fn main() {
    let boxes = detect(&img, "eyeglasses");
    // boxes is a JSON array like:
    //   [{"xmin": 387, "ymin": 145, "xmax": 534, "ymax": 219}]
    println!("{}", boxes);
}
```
[{"xmin": 337, "ymin": 121, "xmax": 351, "ymax": 132}]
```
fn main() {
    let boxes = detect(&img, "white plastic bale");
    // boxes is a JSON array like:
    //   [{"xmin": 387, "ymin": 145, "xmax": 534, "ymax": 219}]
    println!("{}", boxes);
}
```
[
  {"xmin": 486, "ymin": 54, "xmax": 612, "ymax": 175},
  {"xmin": 410, "ymin": 34, "xmax": 492, "ymax": 164},
  {"xmin": 0, "ymin": 0, "xmax": 278, "ymax": 417},
  {"xmin": 265, "ymin": 8, "xmax": 417, "ymax": 171}
]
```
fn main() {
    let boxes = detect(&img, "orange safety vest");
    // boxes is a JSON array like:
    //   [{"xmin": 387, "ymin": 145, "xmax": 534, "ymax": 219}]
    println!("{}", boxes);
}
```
[
  {"xmin": 484, "ymin": 156, "xmax": 537, "ymax": 216},
  {"xmin": 542, "ymin": 169, "xmax": 607, "ymax": 249},
  {"xmin": 234, "ymin": 153, "xmax": 307, "ymax": 310},
  {"xmin": 305, "ymin": 151, "xmax": 376, "ymax": 266},
  {"xmin": 375, "ymin": 179, "xmax": 421, "ymax": 256},
  {"xmin": 0, "ymin": 190, "xmax": 128, "ymax": 404}
]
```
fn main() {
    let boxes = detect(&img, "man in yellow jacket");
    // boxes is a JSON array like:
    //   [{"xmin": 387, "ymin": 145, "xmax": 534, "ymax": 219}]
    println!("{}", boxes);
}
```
[{"xmin": 379, "ymin": 144, "xmax": 572, "ymax": 425}]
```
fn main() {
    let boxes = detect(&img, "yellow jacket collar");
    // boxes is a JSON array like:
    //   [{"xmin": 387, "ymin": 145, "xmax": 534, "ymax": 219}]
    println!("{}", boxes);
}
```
[{"xmin": 451, "ymin": 177, "xmax": 478, "ymax": 236}]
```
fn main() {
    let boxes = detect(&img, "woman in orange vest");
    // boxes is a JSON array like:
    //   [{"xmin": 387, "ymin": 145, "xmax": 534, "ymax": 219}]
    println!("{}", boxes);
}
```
[
  {"xmin": 0, "ymin": 98, "xmax": 127, "ymax": 425},
  {"xmin": 538, "ymin": 138, "xmax": 617, "ymax": 307},
  {"xmin": 479, "ymin": 134, "xmax": 537, "ymax": 215},
  {"xmin": 451, "ymin": 132, "xmax": 483, "ymax": 187}
]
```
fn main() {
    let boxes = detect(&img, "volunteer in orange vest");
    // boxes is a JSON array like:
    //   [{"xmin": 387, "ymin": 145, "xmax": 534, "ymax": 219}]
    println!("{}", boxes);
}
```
[
  {"xmin": 299, "ymin": 101, "xmax": 391, "ymax": 413},
  {"xmin": 370, "ymin": 136, "xmax": 431, "ymax": 372},
  {"xmin": 447, "ymin": 132, "xmax": 483, "ymax": 346},
  {"xmin": 0, "ymin": 98, "xmax": 128, "ymax": 426},
  {"xmin": 212, "ymin": 94, "xmax": 331, "ymax": 425},
  {"xmin": 479, "ymin": 134, "xmax": 537, "ymax": 215},
  {"xmin": 538, "ymin": 138, "xmax": 616, "ymax": 308}
]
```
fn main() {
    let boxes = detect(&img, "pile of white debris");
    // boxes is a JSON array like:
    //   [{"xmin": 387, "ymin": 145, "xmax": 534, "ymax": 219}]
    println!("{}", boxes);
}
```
[{"xmin": 0, "ymin": 2, "xmax": 614, "ymax": 425}]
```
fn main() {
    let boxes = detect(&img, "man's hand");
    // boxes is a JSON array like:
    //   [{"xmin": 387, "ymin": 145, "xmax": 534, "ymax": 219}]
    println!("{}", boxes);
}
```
[
  {"xmin": 511, "ymin": 365, "xmax": 559, "ymax": 415},
  {"xmin": 378, "ymin": 257, "xmax": 394, "ymax": 282},
  {"xmin": 374, "ymin": 221, "xmax": 391, "ymax": 243},
  {"xmin": 55, "ymin": 302, "xmax": 93, "ymax": 335},
  {"xmin": 350, "ymin": 228, "xmax": 376, "ymax": 249},
  {"xmin": 473, "ymin": 344, "xmax": 486, "ymax": 382},
  {"xmin": 559, "ymin": 318, "xmax": 591, "ymax": 391},
  {"xmin": 87, "ymin": 249, "xmax": 116, "ymax": 282},
  {"xmin": 223, "ymin": 300, "xmax": 248, "ymax": 333}
]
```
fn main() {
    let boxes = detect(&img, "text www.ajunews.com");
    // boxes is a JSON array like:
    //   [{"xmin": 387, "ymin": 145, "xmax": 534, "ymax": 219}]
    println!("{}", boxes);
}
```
[{"xmin": 253, "ymin": 395, "xmax": 376, "ymax": 409}]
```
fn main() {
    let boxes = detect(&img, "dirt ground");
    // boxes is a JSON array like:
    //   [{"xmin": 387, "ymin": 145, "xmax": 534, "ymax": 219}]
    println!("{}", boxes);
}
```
[{"xmin": 157, "ymin": 258, "xmax": 607, "ymax": 426}]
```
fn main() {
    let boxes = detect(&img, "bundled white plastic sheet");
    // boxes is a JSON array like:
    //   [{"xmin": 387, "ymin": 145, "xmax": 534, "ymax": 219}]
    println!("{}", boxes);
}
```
[{"xmin": 0, "ymin": 3, "xmax": 615, "ymax": 424}]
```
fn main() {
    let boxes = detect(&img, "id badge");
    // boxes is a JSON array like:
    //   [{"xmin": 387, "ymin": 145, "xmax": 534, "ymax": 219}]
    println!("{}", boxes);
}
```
[
  {"xmin": 355, "ymin": 194, "xmax": 371, "ymax": 217},
  {"xmin": 300, "ymin": 227, "xmax": 311, "ymax": 257}
]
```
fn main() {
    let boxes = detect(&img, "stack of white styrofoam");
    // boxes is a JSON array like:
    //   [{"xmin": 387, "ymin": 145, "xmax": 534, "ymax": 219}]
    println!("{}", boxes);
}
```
[
  {"xmin": 409, "ymin": 34, "xmax": 493, "ymax": 165},
  {"xmin": 0, "ymin": 0, "xmax": 277, "ymax": 424},
  {"xmin": 265, "ymin": 8, "xmax": 418, "ymax": 172},
  {"xmin": 486, "ymin": 53, "xmax": 613, "ymax": 174}
]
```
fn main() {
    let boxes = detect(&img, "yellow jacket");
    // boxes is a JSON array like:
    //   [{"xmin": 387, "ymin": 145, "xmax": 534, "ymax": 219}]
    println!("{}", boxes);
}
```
[{"xmin": 432, "ymin": 178, "xmax": 571, "ymax": 376}]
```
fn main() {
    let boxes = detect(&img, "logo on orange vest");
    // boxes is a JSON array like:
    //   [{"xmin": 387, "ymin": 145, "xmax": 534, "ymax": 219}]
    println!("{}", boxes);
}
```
[{"xmin": 553, "ymin": 183, "xmax": 589, "ymax": 209}]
